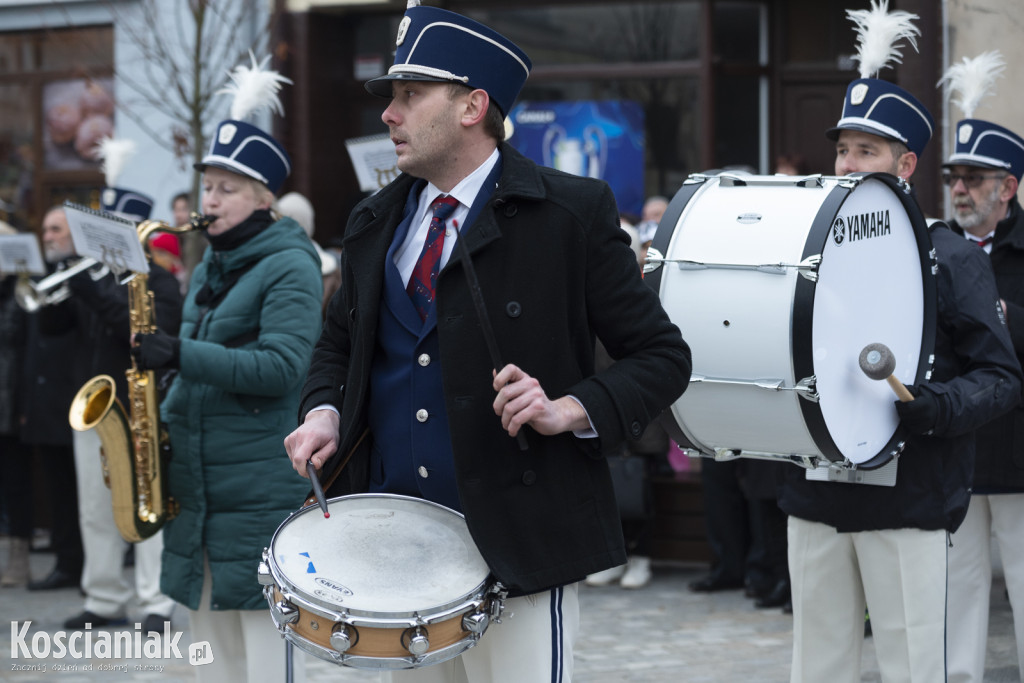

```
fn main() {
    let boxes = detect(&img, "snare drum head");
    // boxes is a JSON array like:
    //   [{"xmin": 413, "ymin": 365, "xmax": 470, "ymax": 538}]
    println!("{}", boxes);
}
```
[{"xmin": 270, "ymin": 494, "xmax": 490, "ymax": 618}]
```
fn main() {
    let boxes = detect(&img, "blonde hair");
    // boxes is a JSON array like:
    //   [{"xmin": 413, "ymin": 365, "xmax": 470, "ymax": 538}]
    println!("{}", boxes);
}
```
[{"xmin": 245, "ymin": 177, "xmax": 275, "ymax": 208}]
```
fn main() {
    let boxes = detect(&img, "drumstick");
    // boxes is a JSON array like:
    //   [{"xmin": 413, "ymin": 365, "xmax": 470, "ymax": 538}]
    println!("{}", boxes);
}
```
[
  {"xmin": 306, "ymin": 459, "xmax": 330, "ymax": 518},
  {"xmin": 858, "ymin": 342, "xmax": 915, "ymax": 402},
  {"xmin": 453, "ymin": 223, "xmax": 529, "ymax": 451}
]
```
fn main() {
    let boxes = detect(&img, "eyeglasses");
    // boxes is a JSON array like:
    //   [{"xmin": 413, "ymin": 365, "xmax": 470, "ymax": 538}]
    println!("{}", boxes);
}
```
[{"xmin": 941, "ymin": 171, "xmax": 1007, "ymax": 188}]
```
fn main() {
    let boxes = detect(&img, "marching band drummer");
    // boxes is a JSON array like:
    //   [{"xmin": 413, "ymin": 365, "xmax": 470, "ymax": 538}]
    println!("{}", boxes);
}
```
[
  {"xmin": 131, "ymin": 55, "xmax": 322, "ymax": 683},
  {"xmin": 777, "ymin": 3, "xmax": 1022, "ymax": 682},
  {"xmin": 283, "ymin": 2, "xmax": 690, "ymax": 681}
]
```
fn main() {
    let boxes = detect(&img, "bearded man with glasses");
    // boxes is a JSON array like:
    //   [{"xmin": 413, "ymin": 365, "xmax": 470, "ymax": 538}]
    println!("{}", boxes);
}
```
[{"xmin": 944, "ymin": 118, "xmax": 1024, "ymax": 683}]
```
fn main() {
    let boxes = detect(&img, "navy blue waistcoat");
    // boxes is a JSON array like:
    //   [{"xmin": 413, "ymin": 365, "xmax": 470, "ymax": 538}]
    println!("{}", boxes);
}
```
[{"xmin": 367, "ymin": 162, "xmax": 501, "ymax": 512}]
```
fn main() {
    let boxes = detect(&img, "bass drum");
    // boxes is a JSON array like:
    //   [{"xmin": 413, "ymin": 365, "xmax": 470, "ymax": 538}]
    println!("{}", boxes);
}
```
[{"xmin": 645, "ymin": 172, "xmax": 936, "ymax": 469}]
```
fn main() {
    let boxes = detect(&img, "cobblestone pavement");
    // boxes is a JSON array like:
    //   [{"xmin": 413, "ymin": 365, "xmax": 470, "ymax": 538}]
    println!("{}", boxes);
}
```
[{"xmin": 2, "ymin": 537, "xmax": 1018, "ymax": 681}]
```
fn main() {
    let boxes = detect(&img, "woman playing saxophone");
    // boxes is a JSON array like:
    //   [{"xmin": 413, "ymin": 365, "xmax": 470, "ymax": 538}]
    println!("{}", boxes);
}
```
[{"xmin": 130, "ymin": 54, "xmax": 322, "ymax": 683}]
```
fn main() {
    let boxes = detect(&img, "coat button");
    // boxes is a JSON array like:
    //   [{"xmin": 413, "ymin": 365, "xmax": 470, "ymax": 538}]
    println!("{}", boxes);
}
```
[
  {"xmin": 505, "ymin": 301, "xmax": 521, "ymax": 318},
  {"xmin": 630, "ymin": 421, "xmax": 642, "ymax": 437},
  {"xmin": 418, "ymin": 466, "xmax": 429, "ymax": 479},
  {"xmin": 416, "ymin": 409, "xmax": 429, "ymax": 422},
  {"xmin": 522, "ymin": 470, "xmax": 537, "ymax": 485},
  {"xmin": 418, "ymin": 353, "xmax": 431, "ymax": 367},
  {"xmin": 504, "ymin": 204, "xmax": 518, "ymax": 218}
]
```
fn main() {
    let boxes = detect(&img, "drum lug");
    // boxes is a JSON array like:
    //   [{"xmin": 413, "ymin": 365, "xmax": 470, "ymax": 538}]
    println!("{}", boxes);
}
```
[
  {"xmin": 403, "ymin": 626, "xmax": 431, "ymax": 656},
  {"xmin": 796, "ymin": 255, "xmax": 822, "ymax": 282},
  {"xmin": 488, "ymin": 583, "xmax": 508, "ymax": 624},
  {"xmin": 462, "ymin": 611, "xmax": 489, "ymax": 635},
  {"xmin": 330, "ymin": 624, "xmax": 355, "ymax": 654},
  {"xmin": 642, "ymin": 247, "xmax": 664, "ymax": 275},
  {"xmin": 794, "ymin": 376, "xmax": 819, "ymax": 402},
  {"xmin": 271, "ymin": 599, "xmax": 300, "ymax": 626},
  {"xmin": 257, "ymin": 554, "xmax": 274, "ymax": 586}
]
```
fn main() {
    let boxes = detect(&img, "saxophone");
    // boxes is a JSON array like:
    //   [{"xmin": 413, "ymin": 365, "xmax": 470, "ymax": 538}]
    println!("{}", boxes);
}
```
[{"xmin": 69, "ymin": 213, "xmax": 213, "ymax": 542}]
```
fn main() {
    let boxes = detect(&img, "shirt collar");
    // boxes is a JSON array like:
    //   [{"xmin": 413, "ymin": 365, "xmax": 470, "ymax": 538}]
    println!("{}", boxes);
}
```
[{"xmin": 422, "ymin": 148, "xmax": 500, "ymax": 210}]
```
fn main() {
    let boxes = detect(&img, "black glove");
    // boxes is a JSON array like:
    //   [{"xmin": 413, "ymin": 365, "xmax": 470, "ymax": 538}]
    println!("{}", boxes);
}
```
[
  {"xmin": 131, "ymin": 331, "xmax": 181, "ymax": 371},
  {"xmin": 894, "ymin": 385, "xmax": 940, "ymax": 435}
]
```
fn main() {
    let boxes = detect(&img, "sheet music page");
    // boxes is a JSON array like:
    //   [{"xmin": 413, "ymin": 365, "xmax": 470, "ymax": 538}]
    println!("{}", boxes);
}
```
[
  {"xmin": 64, "ymin": 202, "xmax": 149, "ymax": 274},
  {"xmin": 0, "ymin": 234, "xmax": 46, "ymax": 276},
  {"xmin": 345, "ymin": 133, "xmax": 400, "ymax": 192}
]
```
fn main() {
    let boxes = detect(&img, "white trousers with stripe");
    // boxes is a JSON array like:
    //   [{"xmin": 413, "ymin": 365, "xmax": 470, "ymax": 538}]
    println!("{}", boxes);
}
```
[{"xmin": 381, "ymin": 583, "xmax": 580, "ymax": 683}]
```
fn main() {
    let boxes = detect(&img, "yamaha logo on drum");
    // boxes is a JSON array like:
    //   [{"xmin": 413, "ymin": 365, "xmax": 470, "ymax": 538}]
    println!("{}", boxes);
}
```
[
  {"xmin": 832, "ymin": 210, "xmax": 891, "ymax": 246},
  {"xmin": 832, "ymin": 217, "xmax": 846, "ymax": 245}
]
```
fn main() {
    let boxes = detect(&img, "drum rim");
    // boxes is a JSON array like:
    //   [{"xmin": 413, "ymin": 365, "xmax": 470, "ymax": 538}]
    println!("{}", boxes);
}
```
[
  {"xmin": 793, "ymin": 172, "xmax": 937, "ymax": 469},
  {"xmin": 267, "ymin": 493, "xmax": 494, "ymax": 620}
]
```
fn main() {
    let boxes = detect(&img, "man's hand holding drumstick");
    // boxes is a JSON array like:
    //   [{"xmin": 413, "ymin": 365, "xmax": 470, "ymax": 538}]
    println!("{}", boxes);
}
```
[{"xmin": 859, "ymin": 342, "xmax": 940, "ymax": 435}]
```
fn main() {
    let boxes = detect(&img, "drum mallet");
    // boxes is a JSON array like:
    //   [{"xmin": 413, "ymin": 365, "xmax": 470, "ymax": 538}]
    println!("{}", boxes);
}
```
[{"xmin": 858, "ymin": 342, "xmax": 915, "ymax": 402}]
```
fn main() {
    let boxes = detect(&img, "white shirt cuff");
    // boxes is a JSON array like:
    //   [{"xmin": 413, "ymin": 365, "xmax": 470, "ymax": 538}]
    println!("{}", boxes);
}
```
[{"xmin": 567, "ymin": 395, "xmax": 598, "ymax": 439}]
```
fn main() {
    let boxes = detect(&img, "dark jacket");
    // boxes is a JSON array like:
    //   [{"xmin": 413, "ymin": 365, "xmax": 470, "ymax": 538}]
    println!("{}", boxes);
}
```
[
  {"xmin": 0, "ymin": 277, "xmax": 26, "ymax": 435},
  {"xmin": 19, "ymin": 314, "xmax": 77, "ymax": 447},
  {"xmin": 950, "ymin": 197, "xmax": 1024, "ymax": 491},
  {"xmin": 160, "ymin": 214, "xmax": 322, "ymax": 611},
  {"xmin": 300, "ymin": 144, "xmax": 690, "ymax": 595},
  {"xmin": 779, "ymin": 223, "xmax": 1022, "ymax": 533},
  {"xmin": 38, "ymin": 262, "xmax": 183, "ymax": 408}
]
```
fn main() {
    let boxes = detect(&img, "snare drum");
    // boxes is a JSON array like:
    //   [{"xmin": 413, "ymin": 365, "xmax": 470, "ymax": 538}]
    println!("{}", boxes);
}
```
[
  {"xmin": 645, "ymin": 172, "xmax": 937, "ymax": 469},
  {"xmin": 258, "ymin": 493, "xmax": 504, "ymax": 670}
]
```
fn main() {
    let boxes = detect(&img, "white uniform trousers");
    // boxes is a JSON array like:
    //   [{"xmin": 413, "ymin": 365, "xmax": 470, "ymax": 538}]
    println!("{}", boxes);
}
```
[
  {"xmin": 188, "ymin": 555, "xmax": 307, "ymax": 683},
  {"xmin": 74, "ymin": 428, "xmax": 174, "ymax": 619},
  {"xmin": 947, "ymin": 493, "xmax": 1024, "ymax": 683},
  {"xmin": 382, "ymin": 583, "xmax": 579, "ymax": 683},
  {"xmin": 788, "ymin": 516, "xmax": 947, "ymax": 683}
]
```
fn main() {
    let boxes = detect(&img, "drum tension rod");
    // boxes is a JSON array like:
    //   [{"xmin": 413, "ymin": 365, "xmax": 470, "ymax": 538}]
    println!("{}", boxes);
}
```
[{"xmin": 649, "ymin": 254, "xmax": 822, "ymax": 281}]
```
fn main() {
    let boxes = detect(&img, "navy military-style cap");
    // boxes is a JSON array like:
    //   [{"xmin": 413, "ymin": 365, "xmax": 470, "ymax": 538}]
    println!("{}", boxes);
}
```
[
  {"xmin": 100, "ymin": 187, "xmax": 154, "ymax": 223},
  {"xmin": 826, "ymin": 78, "xmax": 935, "ymax": 157},
  {"xmin": 196, "ymin": 119, "xmax": 292, "ymax": 194},
  {"xmin": 944, "ymin": 119, "xmax": 1024, "ymax": 182},
  {"xmin": 365, "ymin": 3, "xmax": 532, "ymax": 117}
]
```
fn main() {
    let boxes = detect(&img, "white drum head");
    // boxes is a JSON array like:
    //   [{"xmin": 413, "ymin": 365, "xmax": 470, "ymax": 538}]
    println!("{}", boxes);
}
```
[
  {"xmin": 805, "ymin": 177, "xmax": 925, "ymax": 464},
  {"xmin": 270, "ymin": 494, "xmax": 490, "ymax": 618}
]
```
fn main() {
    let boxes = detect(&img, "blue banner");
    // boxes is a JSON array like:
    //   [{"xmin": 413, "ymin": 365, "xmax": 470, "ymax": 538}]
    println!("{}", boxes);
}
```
[{"xmin": 507, "ymin": 100, "xmax": 645, "ymax": 218}]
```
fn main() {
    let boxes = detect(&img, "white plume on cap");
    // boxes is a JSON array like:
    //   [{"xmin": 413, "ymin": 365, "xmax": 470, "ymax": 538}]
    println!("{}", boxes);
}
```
[
  {"xmin": 217, "ymin": 51, "xmax": 293, "ymax": 122},
  {"xmin": 847, "ymin": 0, "xmax": 921, "ymax": 79},
  {"xmin": 93, "ymin": 137, "xmax": 137, "ymax": 187},
  {"xmin": 406, "ymin": 0, "xmax": 420, "ymax": 8},
  {"xmin": 938, "ymin": 50, "xmax": 1005, "ymax": 119}
]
